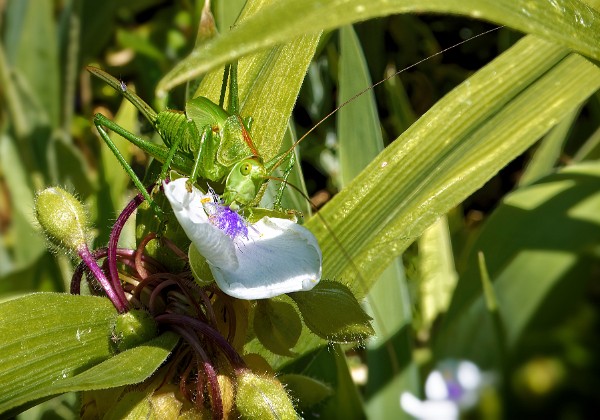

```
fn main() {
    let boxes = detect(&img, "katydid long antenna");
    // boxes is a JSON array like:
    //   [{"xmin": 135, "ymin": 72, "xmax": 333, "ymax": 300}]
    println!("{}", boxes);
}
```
[{"xmin": 269, "ymin": 26, "xmax": 504, "ymax": 173}]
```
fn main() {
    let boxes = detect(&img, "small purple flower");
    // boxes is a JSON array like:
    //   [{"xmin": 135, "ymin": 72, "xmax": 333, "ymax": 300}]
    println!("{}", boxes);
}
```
[{"xmin": 400, "ymin": 360, "xmax": 486, "ymax": 420}]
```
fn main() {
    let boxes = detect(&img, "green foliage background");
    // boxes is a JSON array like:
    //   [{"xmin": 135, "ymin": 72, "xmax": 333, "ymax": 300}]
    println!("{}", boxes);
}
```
[{"xmin": 1, "ymin": 0, "xmax": 600, "ymax": 418}]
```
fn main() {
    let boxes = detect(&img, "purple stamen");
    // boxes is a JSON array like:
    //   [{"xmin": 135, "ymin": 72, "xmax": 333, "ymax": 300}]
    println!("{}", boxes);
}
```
[
  {"xmin": 156, "ymin": 313, "xmax": 246, "ymax": 370},
  {"xmin": 204, "ymin": 202, "xmax": 249, "ymax": 240},
  {"xmin": 171, "ymin": 325, "xmax": 223, "ymax": 419}
]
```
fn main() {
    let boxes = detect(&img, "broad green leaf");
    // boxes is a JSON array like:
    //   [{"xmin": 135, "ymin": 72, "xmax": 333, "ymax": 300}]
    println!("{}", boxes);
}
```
[
  {"xmin": 289, "ymin": 281, "xmax": 374, "ymax": 342},
  {"xmin": 158, "ymin": 0, "xmax": 600, "ymax": 92},
  {"xmin": 435, "ymin": 162, "xmax": 600, "ymax": 367},
  {"xmin": 278, "ymin": 373, "xmax": 333, "ymax": 409},
  {"xmin": 0, "ymin": 294, "xmax": 177, "ymax": 415},
  {"xmin": 54, "ymin": 332, "xmax": 177, "ymax": 391},
  {"xmin": 214, "ymin": 0, "xmax": 247, "ymax": 32},
  {"xmin": 337, "ymin": 25, "xmax": 383, "ymax": 186},
  {"xmin": 254, "ymin": 299, "xmax": 302, "ymax": 357},
  {"xmin": 417, "ymin": 216, "xmax": 458, "ymax": 331},
  {"xmin": 0, "ymin": 294, "xmax": 116, "ymax": 414}
]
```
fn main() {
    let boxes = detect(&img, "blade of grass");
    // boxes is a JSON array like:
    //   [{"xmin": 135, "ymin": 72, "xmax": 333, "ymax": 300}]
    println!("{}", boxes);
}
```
[{"xmin": 158, "ymin": 0, "xmax": 600, "ymax": 93}]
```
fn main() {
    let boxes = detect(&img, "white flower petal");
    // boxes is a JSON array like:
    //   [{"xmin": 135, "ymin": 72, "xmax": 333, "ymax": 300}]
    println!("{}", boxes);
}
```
[
  {"xmin": 164, "ymin": 178, "xmax": 322, "ymax": 299},
  {"xmin": 211, "ymin": 216, "xmax": 322, "ymax": 299},
  {"xmin": 425, "ymin": 371, "xmax": 449, "ymax": 400},
  {"xmin": 400, "ymin": 392, "xmax": 459, "ymax": 420},
  {"xmin": 163, "ymin": 179, "xmax": 238, "ymax": 270},
  {"xmin": 457, "ymin": 361, "xmax": 482, "ymax": 391}
]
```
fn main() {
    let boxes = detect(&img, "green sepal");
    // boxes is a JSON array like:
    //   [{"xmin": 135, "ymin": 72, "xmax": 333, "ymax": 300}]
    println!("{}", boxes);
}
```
[
  {"xmin": 278, "ymin": 373, "xmax": 333, "ymax": 410},
  {"xmin": 254, "ymin": 298, "xmax": 302, "ymax": 357},
  {"xmin": 289, "ymin": 281, "xmax": 374, "ymax": 343}
]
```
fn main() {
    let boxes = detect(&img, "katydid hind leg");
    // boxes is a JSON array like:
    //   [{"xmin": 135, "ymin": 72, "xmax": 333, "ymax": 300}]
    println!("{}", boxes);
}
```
[{"xmin": 93, "ymin": 114, "xmax": 163, "ymax": 217}]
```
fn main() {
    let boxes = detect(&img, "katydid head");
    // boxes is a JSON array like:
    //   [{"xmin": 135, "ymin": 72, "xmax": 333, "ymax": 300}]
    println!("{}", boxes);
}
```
[{"xmin": 222, "ymin": 158, "xmax": 268, "ymax": 208}]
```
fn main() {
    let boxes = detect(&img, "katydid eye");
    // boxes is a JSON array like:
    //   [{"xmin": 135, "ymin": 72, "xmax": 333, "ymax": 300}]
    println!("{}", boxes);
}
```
[{"xmin": 240, "ymin": 162, "xmax": 252, "ymax": 176}]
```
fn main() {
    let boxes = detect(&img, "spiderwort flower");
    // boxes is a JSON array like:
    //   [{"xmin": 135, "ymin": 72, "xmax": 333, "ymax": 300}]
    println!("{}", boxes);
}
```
[
  {"xmin": 163, "ymin": 178, "xmax": 322, "ymax": 299},
  {"xmin": 400, "ymin": 360, "xmax": 484, "ymax": 420}
]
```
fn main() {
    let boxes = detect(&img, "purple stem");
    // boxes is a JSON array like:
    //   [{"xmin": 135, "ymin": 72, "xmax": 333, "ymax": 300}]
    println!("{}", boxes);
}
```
[
  {"xmin": 71, "ymin": 247, "xmax": 108, "ymax": 295},
  {"xmin": 108, "ymin": 193, "xmax": 145, "ymax": 308},
  {"xmin": 77, "ymin": 245, "xmax": 128, "ymax": 313}
]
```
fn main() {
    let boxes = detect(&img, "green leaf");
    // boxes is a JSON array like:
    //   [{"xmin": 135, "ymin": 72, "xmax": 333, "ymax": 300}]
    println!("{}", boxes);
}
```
[
  {"xmin": 158, "ymin": 0, "xmax": 600, "ymax": 92},
  {"xmin": 56, "ymin": 332, "xmax": 177, "ymax": 391},
  {"xmin": 281, "ymin": 346, "xmax": 366, "ymax": 418},
  {"xmin": 0, "ymin": 134, "xmax": 47, "ymax": 270},
  {"xmin": 519, "ymin": 108, "xmax": 579, "ymax": 186},
  {"xmin": 0, "ymin": 294, "xmax": 177, "ymax": 415},
  {"xmin": 337, "ymin": 25, "xmax": 383, "ymax": 186},
  {"xmin": 435, "ymin": 162, "xmax": 600, "ymax": 367},
  {"xmin": 0, "ymin": 294, "xmax": 116, "ymax": 414}
]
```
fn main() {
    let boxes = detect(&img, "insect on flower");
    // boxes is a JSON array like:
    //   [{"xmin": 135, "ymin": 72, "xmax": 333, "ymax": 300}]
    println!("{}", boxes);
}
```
[
  {"xmin": 163, "ymin": 178, "xmax": 322, "ymax": 299},
  {"xmin": 87, "ymin": 56, "xmax": 325, "ymax": 298}
]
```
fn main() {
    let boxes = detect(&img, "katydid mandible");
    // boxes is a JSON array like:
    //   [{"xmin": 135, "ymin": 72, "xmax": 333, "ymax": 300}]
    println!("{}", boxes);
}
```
[{"xmin": 88, "ymin": 62, "xmax": 294, "ymax": 217}]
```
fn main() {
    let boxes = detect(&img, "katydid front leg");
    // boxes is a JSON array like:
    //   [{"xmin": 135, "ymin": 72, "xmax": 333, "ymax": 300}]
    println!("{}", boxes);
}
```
[{"xmin": 273, "ymin": 148, "xmax": 296, "ymax": 211}]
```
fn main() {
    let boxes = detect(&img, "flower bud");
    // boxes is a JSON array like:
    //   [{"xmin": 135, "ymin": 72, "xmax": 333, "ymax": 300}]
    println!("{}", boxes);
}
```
[
  {"xmin": 235, "ymin": 370, "xmax": 296, "ymax": 419},
  {"xmin": 34, "ymin": 187, "xmax": 89, "ymax": 253},
  {"xmin": 112, "ymin": 309, "xmax": 158, "ymax": 352}
]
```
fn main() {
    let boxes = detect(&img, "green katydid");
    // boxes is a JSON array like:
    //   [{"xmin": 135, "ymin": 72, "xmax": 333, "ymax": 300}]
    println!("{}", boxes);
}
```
[
  {"xmin": 88, "ymin": 62, "xmax": 296, "ymax": 219},
  {"xmin": 88, "ymin": 26, "xmax": 501, "ymax": 225}
]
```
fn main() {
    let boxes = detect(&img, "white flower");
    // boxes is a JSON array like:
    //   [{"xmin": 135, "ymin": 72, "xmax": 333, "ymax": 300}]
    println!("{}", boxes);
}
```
[
  {"xmin": 400, "ymin": 360, "xmax": 484, "ymax": 420},
  {"xmin": 163, "ymin": 178, "xmax": 322, "ymax": 299}
]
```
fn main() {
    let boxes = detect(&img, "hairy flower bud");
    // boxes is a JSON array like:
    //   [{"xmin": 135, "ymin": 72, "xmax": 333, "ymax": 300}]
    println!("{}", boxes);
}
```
[
  {"xmin": 34, "ymin": 187, "xmax": 89, "ymax": 253},
  {"xmin": 235, "ymin": 370, "xmax": 296, "ymax": 419}
]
